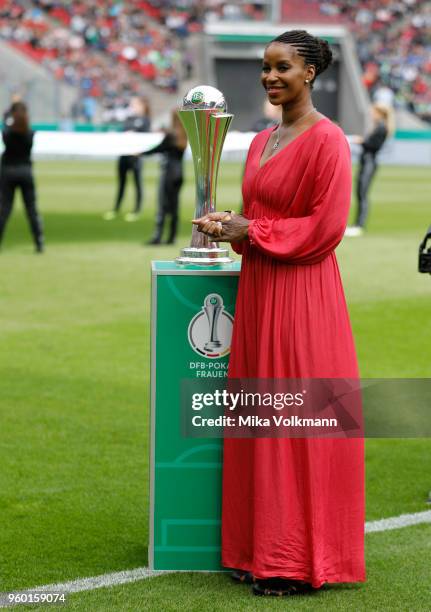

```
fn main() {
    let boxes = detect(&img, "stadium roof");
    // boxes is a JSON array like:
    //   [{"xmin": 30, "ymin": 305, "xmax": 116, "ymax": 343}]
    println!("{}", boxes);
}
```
[{"xmin": 205, "ymin": 21, "xmax": 348, "ymax": 44}]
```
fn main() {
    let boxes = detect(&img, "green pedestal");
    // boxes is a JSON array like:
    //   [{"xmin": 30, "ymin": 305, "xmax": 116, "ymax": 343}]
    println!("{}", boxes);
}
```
[{"xmin": 149, "ymin": 261, "xmax": 241, "ymax": 571}]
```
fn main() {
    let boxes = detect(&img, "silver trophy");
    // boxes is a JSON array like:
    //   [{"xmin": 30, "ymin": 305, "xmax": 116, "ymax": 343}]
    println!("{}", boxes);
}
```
[
  {"xmin": 176, "ymin": 85, "xmax": 234, "ymax": 266},
  {"xmin": 204, "ymin": 294, "xmax": 223, "ymax": 351}
]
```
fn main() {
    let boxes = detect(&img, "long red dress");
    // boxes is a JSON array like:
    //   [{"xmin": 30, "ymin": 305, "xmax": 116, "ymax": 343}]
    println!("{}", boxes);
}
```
[{"xmin": 222, "ymin": 118, "xmax": 365, "ymax": 588}]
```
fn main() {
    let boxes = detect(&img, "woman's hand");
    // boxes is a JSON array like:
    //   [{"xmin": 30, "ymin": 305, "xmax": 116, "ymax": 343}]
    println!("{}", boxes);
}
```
[{"xmin": 192, "ymin": 211, "xmax": 250, "ymax": 243}]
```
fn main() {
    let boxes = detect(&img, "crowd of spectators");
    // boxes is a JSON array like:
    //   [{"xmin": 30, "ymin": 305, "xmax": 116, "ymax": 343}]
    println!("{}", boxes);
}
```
[
  {"xmin": 346, "ymin": 0, "xmax": 430, "ymax": 123},
  {"xmin": 0, "ymin": 0, "xmax": 201, "ymax": 122},
  {"xmin": 0, "ymin": 1, "xmax": 429, "ymax": 123},
  {"xmin": 285, "ymin": 0, "xmax": 431, "ymax": 123},
  {"xmin": 0, "ymin": 1, "xmax": 269, "ymax": 123}
]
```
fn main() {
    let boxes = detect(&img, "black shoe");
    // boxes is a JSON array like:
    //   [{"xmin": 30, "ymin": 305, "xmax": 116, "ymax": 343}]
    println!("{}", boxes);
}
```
[
  {"xmin": 146, "ymin": 236, "xmax": 161, "ymax": 245},
  {"xmin": 252, "ymin": 578, "xmax": 314, "ymax": 596},
  {"xmin": 35, "ymin": 243, "xmax": 44, "ymax": 254},
  {"xmin": 231, "ymin": 569, "xmax": 254, "ymax": 584}
]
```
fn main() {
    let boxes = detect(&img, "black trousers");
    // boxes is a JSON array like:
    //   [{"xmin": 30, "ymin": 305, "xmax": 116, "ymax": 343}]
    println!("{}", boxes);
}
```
[
  {"xmin": 114, "ymin": 155, "xmax": 143, "ymax": 213},
  {"xmin": 355, "ymin": 152, "xmax": 378, "ymax": 228},
  {"xmin": 0, "ymin": 165, "xmax": 44, "ymax": 248},
  {"xmin": 153, "ymin": 160, "xmax": 183, "ymax": 242}
]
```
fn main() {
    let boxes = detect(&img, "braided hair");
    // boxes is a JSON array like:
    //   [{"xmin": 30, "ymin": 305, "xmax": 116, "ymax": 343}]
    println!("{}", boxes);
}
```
[{"xmin": 270, "ymin": 30, "xmax": 333, "ymax": 88}]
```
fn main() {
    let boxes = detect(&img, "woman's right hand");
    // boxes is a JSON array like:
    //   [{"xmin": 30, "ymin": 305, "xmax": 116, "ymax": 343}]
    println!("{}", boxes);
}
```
[{"xmin": 192, "ymin": 211, "xmax": 233, "ymax": 237}]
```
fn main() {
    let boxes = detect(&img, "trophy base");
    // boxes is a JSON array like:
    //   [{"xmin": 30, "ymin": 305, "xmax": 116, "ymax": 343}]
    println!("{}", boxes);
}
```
[{"xmin": 176, "ymin": 247, "xmax": 234, "ymax": 266}]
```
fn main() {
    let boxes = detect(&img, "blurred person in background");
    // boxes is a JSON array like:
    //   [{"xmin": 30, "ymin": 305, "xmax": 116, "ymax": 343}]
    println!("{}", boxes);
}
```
[
  {"xmin": 3, "ymin": 93, "xmax": 23, "ymax": 126},
  {"xmin": 0, "ymin": 102, "xmax": 44, "ymax": 253},
  {"xmin": 142, "ymin": 110, "xmax": 187, "ymax": 245},
  {"xmin": 345, "ymin": 103, "xmax": 394, "ymax": 237},
  {"xmin": 103, "ymin": 96, "xmax": 151, "ymax": 222},
  {"xmin": 252, "ymin": 99, "xmax": 282, "ymax": 132},
  {"xmin": 82, "ymin": 95, "xmax": 97, "ymax": 124},
  {"xmin": 372, "ymin": 82, "xmax": 395, "ymax": 108}
]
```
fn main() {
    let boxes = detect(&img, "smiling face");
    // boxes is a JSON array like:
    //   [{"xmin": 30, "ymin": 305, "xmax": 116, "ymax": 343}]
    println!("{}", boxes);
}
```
[{"xmin": 261, "ymin": 43, "xmax": 316, "ymax": 106}]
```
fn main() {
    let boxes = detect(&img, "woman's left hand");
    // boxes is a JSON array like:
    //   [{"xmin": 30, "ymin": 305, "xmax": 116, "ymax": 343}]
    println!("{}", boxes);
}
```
[{"xmin": 192, "ymin": 212, "xmax": 250, "ymax": 242}]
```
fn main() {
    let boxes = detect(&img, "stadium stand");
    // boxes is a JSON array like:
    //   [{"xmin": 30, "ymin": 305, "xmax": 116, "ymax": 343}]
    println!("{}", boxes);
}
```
[
  {"xmin": 0, "ymin": 0, "xmax": 201, "ymax": 122},
  {"xmin": 0, "ymin": 1, "xmax": 428, "ymax": 124},
  {"xmin": 281, "ymin": 0, "xmax": 431, "ymax": 123}
]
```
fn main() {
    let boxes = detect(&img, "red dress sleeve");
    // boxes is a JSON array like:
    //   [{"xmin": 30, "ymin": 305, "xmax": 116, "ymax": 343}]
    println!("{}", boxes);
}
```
[{"xmin": 247, "ymin": 135, "xmax": 352, "ymax": 265}]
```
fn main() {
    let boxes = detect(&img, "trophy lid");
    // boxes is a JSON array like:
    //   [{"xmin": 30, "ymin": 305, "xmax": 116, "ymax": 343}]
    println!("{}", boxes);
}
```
[{"xmin": 182, "ymin": 86, "xmax": 227, "ymax": 112}]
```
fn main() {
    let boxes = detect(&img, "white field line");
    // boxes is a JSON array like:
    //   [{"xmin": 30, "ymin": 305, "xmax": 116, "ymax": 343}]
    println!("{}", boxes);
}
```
[
  {"xmin": 364, "ymin": 509, "xmax": 431, "ymax": 533},
  {"xmin": 1, "ymin": 509, "xmax": 430, "ymax": 607}
]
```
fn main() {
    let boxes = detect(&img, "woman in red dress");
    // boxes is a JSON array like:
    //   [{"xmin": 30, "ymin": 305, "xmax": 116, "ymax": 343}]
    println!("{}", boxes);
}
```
[{"xmin": 193, "ymin": 30, "xmax": 365, "ymax": 597}]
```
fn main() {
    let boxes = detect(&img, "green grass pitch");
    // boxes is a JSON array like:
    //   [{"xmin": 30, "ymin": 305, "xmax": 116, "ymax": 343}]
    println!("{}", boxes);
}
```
[{"xmin": 0, "ymin": 160, "xmax": 430, "ymax": 610}]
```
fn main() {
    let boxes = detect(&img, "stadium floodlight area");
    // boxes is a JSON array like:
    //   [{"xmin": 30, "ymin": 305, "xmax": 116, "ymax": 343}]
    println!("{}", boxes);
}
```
[{"xmin": 202, "ymin": 21, "xmax": 369, "ymax": 134}]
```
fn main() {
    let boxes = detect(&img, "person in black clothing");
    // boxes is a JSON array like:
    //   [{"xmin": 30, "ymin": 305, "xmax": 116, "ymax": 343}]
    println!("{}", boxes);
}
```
[
  {"xmin": 0, "ymin": 101, "xmax": 44, "ymax": 253},
  {"xmin": 251, "ymin": 99, "xmax": 281, "ymax": 132},
  {"xmin": 142, "ymin": 110, "xmax": 187, "ymax": 245},
  {"xmin": 103, "ymin": 97, "xmax": 151, "ymax": 222},
  {"xmin": 346, "ymin": 103, "xmax": 394, "ymax": 236},
  {"xmin": 3, "ymin": 93, "xmax": 23, "ymax": 127}
]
